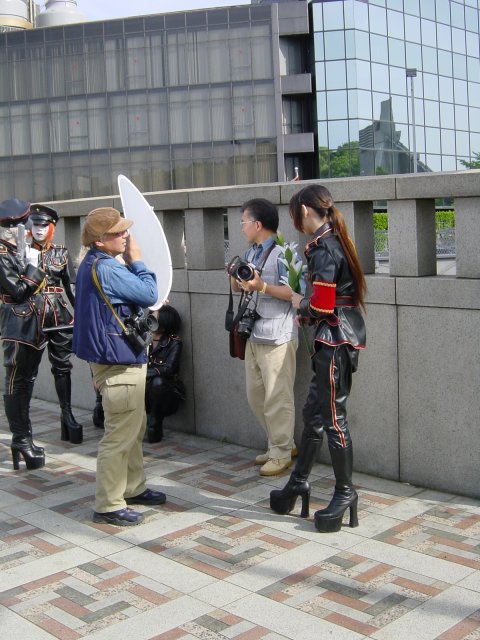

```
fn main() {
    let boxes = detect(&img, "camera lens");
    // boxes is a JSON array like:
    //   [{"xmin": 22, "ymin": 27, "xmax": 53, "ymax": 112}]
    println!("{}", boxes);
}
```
[
  {"xmin": 145, "ymin": 314, "xmax": 159, "ymax": 332},
  {"xmin": 237, "ymin": 264, "xmax": 254, "ymax": 281}
]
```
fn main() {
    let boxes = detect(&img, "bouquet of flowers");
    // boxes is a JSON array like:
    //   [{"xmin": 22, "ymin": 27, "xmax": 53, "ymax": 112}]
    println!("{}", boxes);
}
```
[{"xmin": 275, "ymin": 231, "xmax": 306, "ymax": 294}]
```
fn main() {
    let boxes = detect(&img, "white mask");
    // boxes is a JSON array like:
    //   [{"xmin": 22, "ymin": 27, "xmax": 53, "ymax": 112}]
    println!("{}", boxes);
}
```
[
  {"xmin": 0, "ymin": 226, "xmax": 18, "ymax": 244},
  {"xmin": 31, "ymin": 222, "xmax": 50, "ymax": 243}
]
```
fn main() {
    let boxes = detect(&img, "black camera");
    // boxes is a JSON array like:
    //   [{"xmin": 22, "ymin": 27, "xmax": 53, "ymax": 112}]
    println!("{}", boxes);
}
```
[
  {"xmin": 124, "ymin": 312, "xmax": 159, "ymax": 354},
  {"xmin": 236, "ymin": 308, "xmax": 259, "ymax": 339},
  {"xmin": 227, "ymin": 255, "xmax": 256, "ymax": 281}
]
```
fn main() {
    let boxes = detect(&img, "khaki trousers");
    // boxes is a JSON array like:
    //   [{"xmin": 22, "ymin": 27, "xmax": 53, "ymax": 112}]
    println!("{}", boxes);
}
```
[
  {"xmin": 90, "ymin": 363, "xmax": 147, "ymax": 513},
  {"xmin": 245, "ymin": 339, "xmax": 297, "ymax": 460}
]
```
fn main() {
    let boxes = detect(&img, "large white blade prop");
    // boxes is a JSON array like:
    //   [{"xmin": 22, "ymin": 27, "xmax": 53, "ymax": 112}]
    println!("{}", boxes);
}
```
[{"xmin": 118, "ymin": 175, "xmax": 172, "ymax": 310}]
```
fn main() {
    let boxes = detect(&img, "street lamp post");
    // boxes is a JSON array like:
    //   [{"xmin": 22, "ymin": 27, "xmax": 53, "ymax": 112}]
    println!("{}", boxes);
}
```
[{"xmin": 406, "ymin": 68, "xmax": 417, "ymax": 173}]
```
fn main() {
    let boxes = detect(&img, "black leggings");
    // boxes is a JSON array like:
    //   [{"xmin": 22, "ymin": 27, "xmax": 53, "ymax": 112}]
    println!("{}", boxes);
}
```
[{"xmin": 145, "ymin": 376, "xmax": 180, "ymax": 423}]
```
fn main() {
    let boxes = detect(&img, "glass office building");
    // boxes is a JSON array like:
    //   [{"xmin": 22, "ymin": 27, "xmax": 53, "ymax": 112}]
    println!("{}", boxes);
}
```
[
  {"xmin": 0, "ymin": 1, "xmax": 479, "ymax": 200},
  {"xmin": 312, "ymin": 0, "xmax": 480, "ymax": 177},
  {"xmin": 0, "ymin": 3, "xmax": 313, "ymax": 200}
]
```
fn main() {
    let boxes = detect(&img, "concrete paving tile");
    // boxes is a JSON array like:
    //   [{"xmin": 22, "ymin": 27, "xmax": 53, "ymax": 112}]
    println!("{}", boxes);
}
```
[
  {"xmin": 190, "ymin": 581, "xmax": 251, "ymax": 607},
  {"xmin": 224, "ymin": 540, "xmax": 338, "ymax": 591},
  {"xmin": 224, "ymin": 593, "xmax": 367, "ymax": 640},
  {"xmin": 30, "ymin": 482, "xmax": 95, "ymax": 509},
  {"xmin": 80, "ymin": 536, "xmax": 135, "ymax": 557},
  {"xmin": 2, "ymin": 501, "xmax": 46, "ymax": 517},
  {"xmin": 0, "ymin": 604, "xmax": 57, "ymax": 639},
  {"xmin": 1, "ymin": 547, "xmax": 99, "ymax": 592},
  {"xmin": 348, "ymin": 540, "xmax": 474, "ymax": 584},
  {"xmin": 230, "ymin": 504, "xmax": 362, "ymax": 550},
  {"xmin": 114, "ymin": 506, "xmax": 218, "ymax": 544},
  {"xmin": 370, "ymin": 498, "xmax": 434, "ymax": 521},
  {"xmin": 109, "ymin": 546, "xmax": 216, "ymax": 593},
  {"xmin": 72, "ymin": 595, "xmax": 214, "ymax": 640},
  {"xmin": 456, "ymin": 570, "xmax": 480, "ymax": 592},
  {"xmin": 370, "ymin": 585, "xmax": 480, "ymax": 640},
  {"xmin": 19, "ymin": 508, "xmax": 109, "ymax": 546},
  {"xmin": 352, "ymin": 475, "xmax": 423, "ymax": 498},
  {"xmin": 348, "ymin": 513, "xmax": 409, "ymax": 539}
]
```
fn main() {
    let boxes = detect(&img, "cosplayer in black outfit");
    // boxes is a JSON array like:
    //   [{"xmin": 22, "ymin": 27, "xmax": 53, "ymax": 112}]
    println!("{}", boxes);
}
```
[
  {"xmin": 145, "ymin": 305, "xmax": 185, "ymax": 443},
  {"xmin": 270, "ymin": 184, "xmax": 366, "ymax": 533},
  {"xmin": 0, "ymin": 199, "xmax": 48, "ymax": 470},
  {"xmin": 29, "ymin": 204, "xmax": 83, "ymax": 444}
]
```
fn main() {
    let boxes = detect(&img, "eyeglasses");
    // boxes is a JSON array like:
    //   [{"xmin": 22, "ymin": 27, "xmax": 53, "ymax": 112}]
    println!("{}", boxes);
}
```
[{"xmin": 240, "ymin": 219, "xmax": 256, "ymax": 227}]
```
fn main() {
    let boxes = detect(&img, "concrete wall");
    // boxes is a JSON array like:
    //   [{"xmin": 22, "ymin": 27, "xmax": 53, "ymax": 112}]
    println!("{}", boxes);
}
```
[{"xmin": 10, "ymin": 170, "xmax": 480, "ymax": 499}]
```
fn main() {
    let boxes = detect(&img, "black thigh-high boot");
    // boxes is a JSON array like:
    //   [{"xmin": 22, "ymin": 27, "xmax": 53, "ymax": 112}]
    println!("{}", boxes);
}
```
[
  {"xmin": 24, "ymin": 383, "xmax": 44, "ymax": 455},
  {"xmin": 4, "ymin": 394, "xmax": 45, "ymax": 470},
  {"xmin": 54, "ymin": 373, "xmax": 83, "ymax": 444},
  {"xmin": 269, "ymin": 430, "xmax": 321, "ymax": 518},
  {"xmin": 92, "ymin": 389, "xmax": 104, "ymax": 429},
  {"xmin": 314, "ymin": 444, "xmax": 358, "ymax": 532}
]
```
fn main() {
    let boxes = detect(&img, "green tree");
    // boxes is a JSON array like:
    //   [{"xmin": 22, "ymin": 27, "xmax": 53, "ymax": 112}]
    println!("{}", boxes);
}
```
[
  {"xmin": 460, "ymin": 152, "xmax": 480, "ymax": 169},
  {"xmin": 319, "ymin": 142, "xmax": 360, "ymax": 178}
]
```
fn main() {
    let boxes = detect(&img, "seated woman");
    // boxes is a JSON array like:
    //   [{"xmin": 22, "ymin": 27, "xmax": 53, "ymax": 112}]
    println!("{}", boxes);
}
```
[{"xmin": 145, "ymin": 304, "xmax": 185, "ymax": 443}]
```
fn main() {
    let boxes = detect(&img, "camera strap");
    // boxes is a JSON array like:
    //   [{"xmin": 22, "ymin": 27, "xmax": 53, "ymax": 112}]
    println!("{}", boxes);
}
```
[
  {"xmin": 225, "ymin": 243, "xmax": 275, "ymax": 331},
  {"xmin": 91, "ymin": 258, "xmax": 129, "ymax": 333}
]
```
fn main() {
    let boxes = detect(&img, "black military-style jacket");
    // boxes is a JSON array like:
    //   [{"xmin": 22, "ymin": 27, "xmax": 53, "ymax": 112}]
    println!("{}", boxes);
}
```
[
  {"xmin": 147, "ymin": 334, "xmax": 182, "ymax": 379},
  {"xmin": 0, "ymin": 240, "xmax": 47, "ymax": 347},
  {"xmin": 33, "ymin": 243, "xmax": 75, "ymax": 331},
  {"xmin": 298, "ymin": 222, "xmax": 366, "ymax": 350}
]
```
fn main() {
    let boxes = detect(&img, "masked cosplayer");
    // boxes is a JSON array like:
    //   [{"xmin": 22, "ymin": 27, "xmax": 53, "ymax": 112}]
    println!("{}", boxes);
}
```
[
  {"xmin": 0, "ymin": 199, "xmax": 48, "ymax": 470},
  {"xmin": 28, "ymin": 203, "xmax": 83, "ymax": 445}
]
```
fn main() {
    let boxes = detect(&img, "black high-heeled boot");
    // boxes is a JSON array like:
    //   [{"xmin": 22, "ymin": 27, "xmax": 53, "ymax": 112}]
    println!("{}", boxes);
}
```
[
  {"xmin": 92, "ymin": 390, "xmax": 104, "ymax": 429},
  {"xmin": 270, "ymin": 432, "xmax": 320, "ymax": 518},
  {"xmin": 11, "ymin": 435, "xmax": 46, "ymax": 470},
  {"xmin": 25, "ymin": 384, "xmax": 44, "ymax": 455},
  {"xmin": 54, "ymin": 373, "xmax": 83, "ymax": 444},
  {"xmin": 146, "ymin": 414, "xmax": 164, "ymax": 443},
  {"xmin": 314, "ymin": 444, "xmax": 358, "ymax": 533},
  {"xmin": 4, "ymin": 394, "xmax": 45, "ymax": 471}
]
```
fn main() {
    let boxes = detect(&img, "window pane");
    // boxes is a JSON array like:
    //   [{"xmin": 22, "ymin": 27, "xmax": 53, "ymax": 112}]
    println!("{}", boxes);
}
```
[
  {"xmin": 325, "ymin": 60, "xmax": 347, "ymax": 89},
  {"xmin": 388, "ymin": 37, "xmax": 405, "ymax": 67},
  {"xmin": 451, "ymin": 3, "xmax": 465, "ymax": 29},
  {"xmin": 324, "ymin": 31, "xmax": 346, "ymax": 60},
  {"xmin": 421, "ymin": 19, "xmax": 437, "ymax": 47},
  {"xmin": 405, "ymin": 14, "xmax": 421, "ymax": 42},
  {"xmin": 424, "ymin": 100, "xmax": 439, "ymax": 127},
  {"xmin": 371, "ymin": 63, "xmax": 390, "ymax": 92},
  {"xmin": 327, "ymin": 90, "xmax": 348, "ymax": 120},
  {"xmin": 438, "ymin": 49, "xmax": 453, "ymax": 76},
  {"xmin": 390, "ymin": 66, "xmax": 407, "ymax": 96},
  {"xmin": 406, "ymin": 42, "xmax": 421, "ymax": 68},
  {"xmin": 440, "ymin": 102, "xmax": 455, "ymax": 128},
  {"xmin": 370, "ymin": 34, "xmax": 388, "ymax": 63},
  {"xmin": 387, "ymin": 9, "xmax": 404, "ymax": 39},
  {"xmin": 454, "ymin": 79, "xmax": 468, "ymax": 105},
  {"xmin": 323, "ymin": 1, "xmax": 345, "ymax": 30},
  {"xmin": 452, "ymin": 28, "xmax": 466, "ymax": 55},
  {"xmin": 369, "ymin": 5, "xmax": 387, "ymax": 35},
  {"xmin": 422, "ymin": 46, "xmax": 438, "ymax": 74},
  {"xmin": 436, "ymin": 23, "xmax": 452, "ymax": 51},
  {"xmin": 423, "ymin": 73, "xmax": 439, "ymax": 100}
]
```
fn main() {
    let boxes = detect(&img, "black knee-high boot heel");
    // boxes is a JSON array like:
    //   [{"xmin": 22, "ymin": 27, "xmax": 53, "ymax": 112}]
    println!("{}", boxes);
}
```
[
  {"xmin": 54, "ymin": 373, "xmax": 83, "ymax": 444},
  {"xmin": 314, "ymin": 444, "xmax": 358, "ymax": 533},
  {"xmin": 4, "ymin": 394, "xmax": 45, "ymax": 471},
  {"xmin": 269, "ymin": 432, "xmax": 320, "ymax": 518}
]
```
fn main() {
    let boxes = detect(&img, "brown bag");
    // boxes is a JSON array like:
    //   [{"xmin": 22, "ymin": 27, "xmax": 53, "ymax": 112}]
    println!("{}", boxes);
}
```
[{"xmin": 229, "ymin": 324, "xmax": 247, "ymax": 360}]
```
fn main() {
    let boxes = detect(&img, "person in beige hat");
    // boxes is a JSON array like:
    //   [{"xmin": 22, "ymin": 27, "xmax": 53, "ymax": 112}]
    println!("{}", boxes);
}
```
[{"xmin": 73, "ymin": 207, "xmax": 167, "ymax": 526}]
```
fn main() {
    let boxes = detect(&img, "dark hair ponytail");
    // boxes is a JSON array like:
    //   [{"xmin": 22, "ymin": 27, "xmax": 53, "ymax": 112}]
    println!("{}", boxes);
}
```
[{"xmin": 290, "ymin": 185, "xmax": 366, "ymax": 310}]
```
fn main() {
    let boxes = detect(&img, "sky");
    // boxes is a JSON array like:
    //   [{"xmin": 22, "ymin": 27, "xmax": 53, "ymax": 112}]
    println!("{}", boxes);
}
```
[{"xmin": 75, "ymin": 0, "xmax": 251, "ymax": 22}]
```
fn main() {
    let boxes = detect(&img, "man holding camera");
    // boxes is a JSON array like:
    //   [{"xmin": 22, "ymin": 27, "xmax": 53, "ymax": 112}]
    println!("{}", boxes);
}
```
[
  {"xmin": 230, "ymin": 199, "xmax": 303, "ymax": 476},
  {"xmin": 73, "ymin": 207, "xmax": 166, "ymax": 526}
]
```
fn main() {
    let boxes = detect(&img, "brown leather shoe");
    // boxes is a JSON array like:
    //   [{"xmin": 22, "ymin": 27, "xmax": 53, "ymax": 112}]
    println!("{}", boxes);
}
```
[
  {"xmin": 259, "ymin": 457, "xmax": 292, "ymax": 476},
  {"xmin": 255, "ymin": 446, "xmax": 298, "ymax": 466}
]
